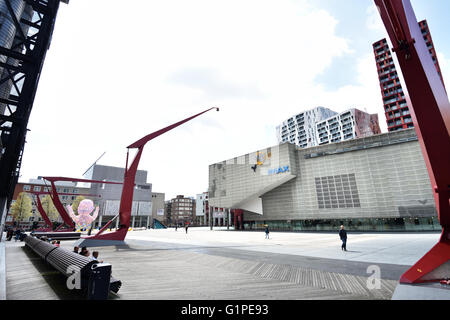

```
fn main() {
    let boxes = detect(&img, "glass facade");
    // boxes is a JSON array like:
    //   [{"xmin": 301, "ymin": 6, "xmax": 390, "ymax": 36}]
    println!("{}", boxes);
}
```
[{"xmin": 243, "ymin": 217, "xmax": 441, "ymax": 232}]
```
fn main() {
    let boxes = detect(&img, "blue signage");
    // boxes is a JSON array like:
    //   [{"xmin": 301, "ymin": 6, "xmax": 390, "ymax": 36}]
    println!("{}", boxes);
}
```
[{"xmin": 268, "ymin": 166, "xmax": 289, "ymax": 175}]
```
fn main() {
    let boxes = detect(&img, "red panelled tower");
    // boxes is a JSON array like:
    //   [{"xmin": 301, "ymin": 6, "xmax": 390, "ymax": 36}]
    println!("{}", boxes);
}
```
[{"xmin": 373, "ymin": 20, "xmax": 445, "ymax": 132}]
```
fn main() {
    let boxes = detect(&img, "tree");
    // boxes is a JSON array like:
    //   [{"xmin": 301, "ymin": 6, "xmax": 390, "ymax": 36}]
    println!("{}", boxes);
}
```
[
  {"xmin": 40, "ymin": 194, "xmax": 59, "ymax": 221},
  {"xmin": 10, "ymin": 192, "xmax": 33, "ymax": 222},
  {"xmin": 71, "ymin": 196, "xmax": 85, "ymax": 214}
]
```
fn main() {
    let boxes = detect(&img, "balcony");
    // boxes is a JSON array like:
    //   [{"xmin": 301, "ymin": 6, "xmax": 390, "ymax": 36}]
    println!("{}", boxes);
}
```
[{"xmin": 384, "ymin": 97, "xmax": 401, "ymax": 104}]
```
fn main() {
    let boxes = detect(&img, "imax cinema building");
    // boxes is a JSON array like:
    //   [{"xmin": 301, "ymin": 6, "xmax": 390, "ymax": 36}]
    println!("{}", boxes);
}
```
[{"xmin": 208, "ymin": 128, "xmax": 440, "ymax": 232}]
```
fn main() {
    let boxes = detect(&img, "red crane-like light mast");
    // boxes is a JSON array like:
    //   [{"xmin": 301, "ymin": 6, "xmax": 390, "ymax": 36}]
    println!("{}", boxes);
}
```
[
  {"xmin": 76, "ymin": 107, "xmax": 220, "ymax": 246},
  {"xmin": 375, "ymin": 0, "xmax": 450, "ymax": 284}
]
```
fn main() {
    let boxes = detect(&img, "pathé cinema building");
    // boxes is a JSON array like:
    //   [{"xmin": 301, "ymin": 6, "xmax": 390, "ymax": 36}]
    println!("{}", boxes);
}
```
[{"xmin": 208, "ymin": 129, "xmax": 440, "ymax": 232}]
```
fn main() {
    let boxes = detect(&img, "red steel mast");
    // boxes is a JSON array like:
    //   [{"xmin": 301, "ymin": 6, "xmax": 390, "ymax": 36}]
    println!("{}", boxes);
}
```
[{"xmin": 375, "ymin": 0, "xmax": 450, "ymax": 283}]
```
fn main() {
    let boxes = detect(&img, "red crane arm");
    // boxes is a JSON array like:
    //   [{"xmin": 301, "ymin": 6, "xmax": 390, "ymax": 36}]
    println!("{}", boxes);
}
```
[
  {"xmin": 85, "ymin": 107, "xmax": 219, "ymax": 241},
  {"xmin": 127, "ymin": 107, "xmax": 219, "ymax": 149},
  {"xmin": 374, "ymin": 0, "xmax": 450, "ymax": 284}
]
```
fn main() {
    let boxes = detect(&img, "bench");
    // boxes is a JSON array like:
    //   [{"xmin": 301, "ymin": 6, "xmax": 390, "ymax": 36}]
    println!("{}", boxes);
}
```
[
  {"xmin": 24, "ymin": 235, "xmax": 121, "ymax": 297},
  {"xmin": 32, "ymin": 231, "xmax": 81, "ymax": 240}
]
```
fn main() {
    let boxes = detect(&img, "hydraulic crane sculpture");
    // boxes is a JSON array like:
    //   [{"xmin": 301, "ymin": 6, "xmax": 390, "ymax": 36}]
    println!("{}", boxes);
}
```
[
  {"xmin": 41, "ymin": 177, "xmax": 122, "ymax": 231},
  {"xmin": 375, "ymin": 0, "xmax": 450, "ymax": 283},
  {"xmin": 76, "ymin": 107, "xmax": 219, "ymax": 247}
]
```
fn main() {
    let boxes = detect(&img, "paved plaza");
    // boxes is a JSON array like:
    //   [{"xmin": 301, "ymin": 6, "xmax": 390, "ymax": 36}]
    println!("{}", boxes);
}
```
[{"xmin": 1, "ymin": 228, "xmax": 444, "ymax": 300}]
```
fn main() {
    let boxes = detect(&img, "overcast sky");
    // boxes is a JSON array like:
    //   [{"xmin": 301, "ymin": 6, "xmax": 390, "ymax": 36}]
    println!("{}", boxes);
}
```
[{"xmin": 19, "ymin": 0, "xmax": 450, "ymax": 201}]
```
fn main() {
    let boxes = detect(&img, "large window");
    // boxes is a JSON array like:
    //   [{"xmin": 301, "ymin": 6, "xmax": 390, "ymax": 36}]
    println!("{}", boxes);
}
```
[
  {"xmin": 245, "ymin": 217, "xmax": 441, "ymax": 232},
  {"xmin": 315, "ymin": 173, "xmax": 361, "ymax": 209}
]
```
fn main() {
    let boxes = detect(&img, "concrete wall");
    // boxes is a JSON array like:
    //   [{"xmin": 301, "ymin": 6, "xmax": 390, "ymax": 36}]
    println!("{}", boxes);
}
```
[
  {"xmin": 209, "ymin": 143, "xmax": 298, "ymax": 211},
  {"xmin": 151, "ymin": 192, "xmax": 165, "ymax": 220},
  {"xmin": 210, "ymin": 128, "xmax": 436, "ymax": 223},
  {"xmin": 257, "ymin": 129, "xmax": 435, "ymax": 221}
]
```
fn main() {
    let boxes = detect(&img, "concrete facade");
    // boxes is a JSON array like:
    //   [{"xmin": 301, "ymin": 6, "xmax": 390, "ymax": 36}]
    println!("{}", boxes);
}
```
[
  {"xmin": 151, "ymin": 192, "xmax": 166, "ymax": 224},
  {"xmin": 209, "ymin": 129, "xmax": 439, "ymax": 231},
  {"xmin": 209, "ymin": 143, "xmax": 298, "ymax": 213}
]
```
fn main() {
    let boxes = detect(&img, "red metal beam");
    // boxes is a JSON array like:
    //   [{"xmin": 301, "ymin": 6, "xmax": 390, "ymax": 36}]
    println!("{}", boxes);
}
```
[
  {"xmin": 34, "ymin": 194, "xmax": 53, "ymax": 230},
  {"xmin": 42, "ymin": 176, "xmax": 123, "ymax": 185},
  {"xmin": 83, "ymin": 107, "xmax": 219, "ymax": 242},
  {"xmin": 374, "ymin": 0, "xmax": 450, "ymax": 283}
]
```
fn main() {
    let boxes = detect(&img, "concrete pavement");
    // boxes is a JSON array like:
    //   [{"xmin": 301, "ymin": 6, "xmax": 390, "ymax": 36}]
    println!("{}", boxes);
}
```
[{"xmin": 2, "ymin": 228, "xmax": 445, "ymax": 300}]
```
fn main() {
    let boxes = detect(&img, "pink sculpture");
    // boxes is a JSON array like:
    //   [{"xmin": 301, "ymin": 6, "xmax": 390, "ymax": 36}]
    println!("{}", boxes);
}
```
[{"xmin": 67, "ymin": 199, "xmax": 99, "ymax": 231}]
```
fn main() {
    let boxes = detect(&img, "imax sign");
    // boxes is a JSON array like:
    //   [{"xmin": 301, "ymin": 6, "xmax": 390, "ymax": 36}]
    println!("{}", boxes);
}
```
[{"xmin": 268, "ymin": 166, "xmax": 289, "ymax": 175}]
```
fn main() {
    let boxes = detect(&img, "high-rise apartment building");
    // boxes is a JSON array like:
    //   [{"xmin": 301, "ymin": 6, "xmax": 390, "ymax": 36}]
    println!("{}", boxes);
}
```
[
  {"xmin": 276, "ymin": 107, "xmax": 337, "ymax": 148},
  {"xmin": 373, "ymin": 20, "xmax": 444, "ymax": 132},
  {"xmin": 419, "ymin": 20, "xmax": 445, "ymax": 88},
  {"xmin": 316, "ymin": 108, "xmax": 381, "ymax": 145}
]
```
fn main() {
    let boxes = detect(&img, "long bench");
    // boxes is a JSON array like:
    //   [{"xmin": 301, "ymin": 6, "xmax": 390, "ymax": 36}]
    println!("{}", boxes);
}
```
[
  {"xmin": 32, "ymin": 231, "xmax": 81, "ymax": 240},
  {"xmin": 24, "ymin": 235, "xmax": 121, "ymax": 297}
]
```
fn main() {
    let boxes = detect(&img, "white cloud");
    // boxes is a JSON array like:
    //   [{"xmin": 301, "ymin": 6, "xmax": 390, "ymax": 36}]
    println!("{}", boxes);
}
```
[
  {"xmin": 436, "ymin": 51, "xmax": 450, "ymax": 91},
  {"xmin": 21, "ymin": 0, "xmax": 385, "ymax": 200},
  {"xmin": 366, "ymin": 4, "xmax": 384, "ymax": 32}
]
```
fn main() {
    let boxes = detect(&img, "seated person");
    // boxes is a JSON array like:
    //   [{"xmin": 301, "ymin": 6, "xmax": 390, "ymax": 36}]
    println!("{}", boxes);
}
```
[
  {"xmin": 79, "ymin": 247, "xmax": 90, "ymax": 257},
  {"xmin": 91, "ymin": 251, "xmax": 103, "ymax": 263}
]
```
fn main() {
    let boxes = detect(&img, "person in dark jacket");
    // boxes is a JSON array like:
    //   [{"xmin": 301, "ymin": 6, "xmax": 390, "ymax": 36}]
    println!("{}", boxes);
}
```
[
  {"xmin": 6, "ymin": 227, "xmax": 13, "ymax": 241},
  {"xmin": 339, "ymin": 225, "xmax": 347, "ymax": 251},
  {"xmin": 265, "ymin": 225, "xmax": 270, "ymax": 239},
  {"xmin": 14, "ymin": 228, "xmax": 21, "ymax": 242},
  {"xmin": 79, "ymin": 247, "xmax": 90, "ymax": 257}
]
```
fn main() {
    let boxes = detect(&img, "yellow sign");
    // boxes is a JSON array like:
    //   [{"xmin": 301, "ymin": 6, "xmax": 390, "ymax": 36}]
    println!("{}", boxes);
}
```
[{"xmin": 256, "ymin": 151, "xmax": 271, "ymax": 166}]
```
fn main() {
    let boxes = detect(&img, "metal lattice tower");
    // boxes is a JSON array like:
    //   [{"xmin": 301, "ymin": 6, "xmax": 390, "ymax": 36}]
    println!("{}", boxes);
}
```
[{"xmin": 0, "ymin": 0, "xmax": 67, "ymax": 239}]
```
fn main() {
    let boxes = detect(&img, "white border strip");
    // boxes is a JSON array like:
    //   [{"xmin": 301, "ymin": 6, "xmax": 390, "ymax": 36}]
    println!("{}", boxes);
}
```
[{"xmin": 0, "ymin": 241, "xmax": 6, "ymax": 300}]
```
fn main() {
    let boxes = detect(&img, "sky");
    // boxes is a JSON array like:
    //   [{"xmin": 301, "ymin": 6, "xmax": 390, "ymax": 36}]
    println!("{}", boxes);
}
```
[{"xmin": 19, "ymin": 0, "xmax": 450, "ymax": 201}]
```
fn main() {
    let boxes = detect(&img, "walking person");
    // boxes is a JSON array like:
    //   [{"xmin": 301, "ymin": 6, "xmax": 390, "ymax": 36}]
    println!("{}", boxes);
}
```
[
  {"xmin": 339, "ymin": 225, "xmax": 347, "ymax": 251},
  {"xmin": 265, "ymin": 225, "xmax": 270, "ymax": 239}
]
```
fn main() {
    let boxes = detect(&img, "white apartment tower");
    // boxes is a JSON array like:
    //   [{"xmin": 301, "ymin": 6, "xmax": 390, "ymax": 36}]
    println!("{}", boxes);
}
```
[
  {"xmin": 316, "ymin": 108, "xmax": 381, "ymax": 145},
  {"xmin": 276, "ymin": 107, "xmax": 338, "ymax": 148}
]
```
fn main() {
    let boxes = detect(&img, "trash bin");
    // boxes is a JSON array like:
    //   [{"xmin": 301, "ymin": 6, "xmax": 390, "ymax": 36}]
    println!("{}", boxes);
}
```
[{"xmin": 87, "ymin": 263, "xmax": 112, "ymax": 300}]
